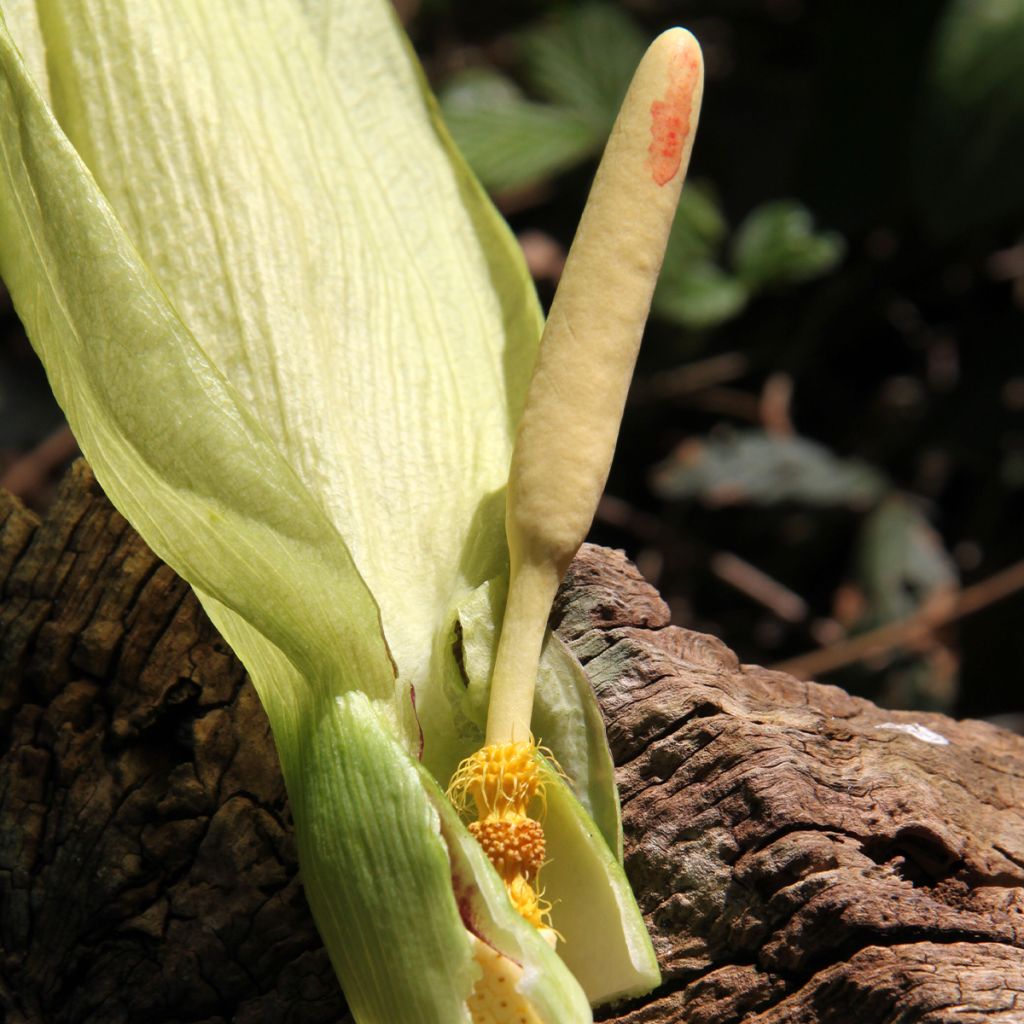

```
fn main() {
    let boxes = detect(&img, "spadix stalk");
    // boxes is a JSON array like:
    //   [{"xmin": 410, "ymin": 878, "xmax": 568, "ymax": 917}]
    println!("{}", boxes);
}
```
[{"xmin": 453, "ymin": 28, "xmax": 704, "ymax": 935}]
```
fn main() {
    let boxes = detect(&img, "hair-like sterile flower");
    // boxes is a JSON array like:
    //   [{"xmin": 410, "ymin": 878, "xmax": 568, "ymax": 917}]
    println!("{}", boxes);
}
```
[{"xmin": 0, "ymin": 2, "xmax": 700, "ymax": 1022}]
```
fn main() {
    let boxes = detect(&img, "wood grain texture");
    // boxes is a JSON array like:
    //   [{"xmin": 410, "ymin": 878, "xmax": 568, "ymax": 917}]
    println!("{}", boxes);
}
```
[
  {"xmin": 0, "ymin": 462, "xmax": 344, "ymax": 1024},
  {"xmin": 2, "ymin": 462, "xmax": 1023, "ymax": 1023},
  {"xmin": 556, "ymin": 549, "xmax": 1024, "ymax": 1023}
]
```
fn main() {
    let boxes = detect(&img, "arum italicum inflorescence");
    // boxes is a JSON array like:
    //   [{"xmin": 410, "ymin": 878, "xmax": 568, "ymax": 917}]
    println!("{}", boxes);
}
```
[{"xmin": 0, "ymin": 2, "xmax": 701, "ymax": 1022}]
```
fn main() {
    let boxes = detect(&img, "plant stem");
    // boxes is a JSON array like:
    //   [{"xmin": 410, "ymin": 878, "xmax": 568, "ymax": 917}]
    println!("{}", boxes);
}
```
[{"xmin": 485, "ymin": 559, "xmax": 561, "ymax": 745}]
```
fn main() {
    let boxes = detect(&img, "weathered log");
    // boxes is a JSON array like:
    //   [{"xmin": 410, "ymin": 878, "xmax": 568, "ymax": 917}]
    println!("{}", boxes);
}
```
[
  {"xmin": 558, "ymin": 554, "xmax": 1024, "ymax": 1022},
  {"xmin": 1, "ymin": 462, "xmax": 1022, "ymax": 1023}
]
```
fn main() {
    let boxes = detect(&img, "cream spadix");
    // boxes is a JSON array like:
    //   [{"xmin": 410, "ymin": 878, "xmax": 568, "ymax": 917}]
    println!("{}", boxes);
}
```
[{"xmin": 485, "ymin": 29, "xmax": 704, "ymax": 747}]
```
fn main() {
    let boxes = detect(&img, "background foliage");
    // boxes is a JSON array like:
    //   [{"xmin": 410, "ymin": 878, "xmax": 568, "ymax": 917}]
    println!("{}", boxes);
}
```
[{"xmin": 2, "ymin": 0, "xmax": 1022, "ymax": 725}]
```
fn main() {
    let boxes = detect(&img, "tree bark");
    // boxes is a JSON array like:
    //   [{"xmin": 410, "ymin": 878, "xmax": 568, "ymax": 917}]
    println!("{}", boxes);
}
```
[{"xmin": 2, "ymin": 462, "xmax": 1022, "ymax": 1023}]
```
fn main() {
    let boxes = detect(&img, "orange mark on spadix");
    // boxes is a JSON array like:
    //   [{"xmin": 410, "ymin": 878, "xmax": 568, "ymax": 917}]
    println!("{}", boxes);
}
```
[{"xmin": 648, "ymin": 48, "xmax": 699, "ymax": 187}]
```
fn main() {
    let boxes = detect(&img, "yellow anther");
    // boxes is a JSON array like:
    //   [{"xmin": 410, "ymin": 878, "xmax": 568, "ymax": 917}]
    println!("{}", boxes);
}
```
[{"xmin": 469, "ymin": 817, "xmax": 545, "ymax": 881}]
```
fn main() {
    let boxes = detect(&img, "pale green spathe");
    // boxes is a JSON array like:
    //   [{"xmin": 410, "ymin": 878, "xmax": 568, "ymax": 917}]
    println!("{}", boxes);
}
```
[
  {"xmin": 0, "ymin": 1, "xmax": 659, "ymax": 1018},
  {"xmin": 35, "ymin": 0, "xmax": 540, "ymax": 714}
]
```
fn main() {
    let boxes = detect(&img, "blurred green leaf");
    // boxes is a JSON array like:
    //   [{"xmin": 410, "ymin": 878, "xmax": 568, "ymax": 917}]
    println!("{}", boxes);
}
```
[
  {"xmin": 439, "ymin": 2, "xmax": 650, "ymax": 194},
  {"xmin": 913, "ymin": 0, "xmax": 1024, "ymax": 235},
  {"xmin": 519, "ymin": 2, "xmax": 647, "ymax": 134},
  {"xmin": 732, "ymin": 200, "xmax": 845, "ymax": 290},
  {"xmin": 848, "ymin": 496, "xmax": 961, "ymax": 712},
  {"xmin": 652, "ymin": 185, "xmax": 746, "ymax": 329},
  {"xmin": 440, "ymin": 68, "xmax": 597, "ymax": 193},
  {"xmin": 873, "ymin": 655, "xmax": 959, "ymax": 713},
  {"xmin": 667, "ymin": 184, "xmax": 731, "ymax": 264},
  {"xmin": 855, "ymin": 496, "xmax": 959, "ymax": 624},
  {"xmin": 441, "ymin": 65, "xmax": 524, "ymax": 110},
  {"xmin": 653, "ymin": 260, "xmax": 748, "ymax": 330},
  {"xmin": 651, "ymin": 430, "xmax": 886, "ymax": 508}
]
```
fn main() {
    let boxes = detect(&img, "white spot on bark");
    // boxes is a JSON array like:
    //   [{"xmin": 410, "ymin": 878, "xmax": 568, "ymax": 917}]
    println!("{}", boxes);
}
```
[{"xmin": 876, "ymin": 722, "xmax": 950, "ymax": 745}]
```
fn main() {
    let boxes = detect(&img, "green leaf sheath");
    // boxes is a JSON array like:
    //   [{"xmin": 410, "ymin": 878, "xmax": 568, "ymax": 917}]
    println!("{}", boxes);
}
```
[
  {"xmin": 0, "ymin": 14, "xmax": 480, "ymax": 1024},
  {"xmin": 541, "ymin": 761, "xmax": 659, "ymax": 1003},
  {"xmin": 294, "ymin": 691, "xmax": 479, "ymax": 1024}
]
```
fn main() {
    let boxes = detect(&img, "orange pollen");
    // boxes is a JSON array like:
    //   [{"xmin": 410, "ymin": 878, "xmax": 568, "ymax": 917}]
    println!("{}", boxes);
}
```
[{"xmin": 469, "ymin": 816, "xmax": 545, "ymax": 881}]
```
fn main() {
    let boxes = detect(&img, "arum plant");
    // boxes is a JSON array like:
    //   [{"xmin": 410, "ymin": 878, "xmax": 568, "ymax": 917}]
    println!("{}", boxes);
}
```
[{"xmin": 0, "ymin": 2, "xmax": 701, "ymax": 1022}]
